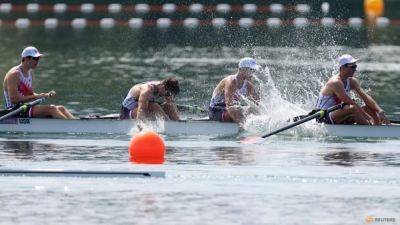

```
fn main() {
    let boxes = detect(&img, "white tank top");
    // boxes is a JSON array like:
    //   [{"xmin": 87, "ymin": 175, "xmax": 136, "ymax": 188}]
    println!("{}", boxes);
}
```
[
  {"xmin": 315, "ymin": 77, "xmax": 351, "ymax": 110},
  {"xmin": 4, "ymin": 67, "xmax": 33, "ymax": 109}
]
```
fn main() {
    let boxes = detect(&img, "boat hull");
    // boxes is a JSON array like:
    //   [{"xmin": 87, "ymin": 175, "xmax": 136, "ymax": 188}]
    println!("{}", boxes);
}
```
[
  {"xmin": 0, "ymin": 117, "xmax": 239, "ymax": 136},
  {"xmin": 323, "ymin": 124, "xmax": 400, "ymax": 138},
  {"xmin": 0, "ymin": 117, "xmax": 398, "ymax": 138}
]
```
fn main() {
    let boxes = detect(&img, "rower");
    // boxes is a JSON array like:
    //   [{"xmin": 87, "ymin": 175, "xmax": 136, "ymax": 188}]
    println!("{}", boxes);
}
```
[
  {"xmin": 315, "ymin": 54, "xmax": 390, "ymax": 125},
  {"xmin": 119, "ymin": 77, "xmax": 180, "ymax": 121},
  {"xmin": 2, "ymin": 46, "xmax": 75, "ymax": 119},
  {"xmin": 208, "ymin": 57, "xmax": 260, "ymax": 123}
]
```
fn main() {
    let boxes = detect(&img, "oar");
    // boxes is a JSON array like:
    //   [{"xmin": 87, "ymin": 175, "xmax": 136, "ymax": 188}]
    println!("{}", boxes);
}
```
[
  {"xmin": 0, "ymin": 97, "xmax": 46, "ymax": 121},
  {"xmin": 242, "ymin": 103, "xmax": 346, "ymax": 143},
  {"xmin": 176, "ymin": 104, "xmax": 207, "ymax": 113},
  {"xmin": 390, "ymin": 120, "xmax": 400, "ymax": 124}
]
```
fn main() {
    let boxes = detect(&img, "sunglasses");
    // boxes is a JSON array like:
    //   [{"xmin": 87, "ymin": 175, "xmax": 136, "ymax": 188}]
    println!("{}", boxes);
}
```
[
  {"xmin": 27, "ymin": 56, "xmax": 40, "ymax": 61},
  {"xmin": 344, "ymin": 64, "xmax": 357, "ymax": 69}
]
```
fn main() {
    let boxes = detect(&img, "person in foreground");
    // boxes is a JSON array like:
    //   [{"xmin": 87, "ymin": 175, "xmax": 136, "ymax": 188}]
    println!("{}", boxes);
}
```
[
  {"xmin": 315, "ymin": 54, "xmax": 390, "ymax": 125},
  {"xmin": 208, "ymin": 57, "xmax": 260, "ymax": 123},
  {"xmin": 120, "ymin": 77, "xmax": 180, "ymax": 120},
  {"xmin": 3, "ymin": 46, "xmax": 75, "ymax": 119}
]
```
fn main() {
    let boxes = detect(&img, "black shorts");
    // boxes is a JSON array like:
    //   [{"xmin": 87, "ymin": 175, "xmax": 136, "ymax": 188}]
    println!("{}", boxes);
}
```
[
  {"xmin": 119, "ymin": 106, "xmax": 132, "ymax": 120},
  {"xmin": 208, "ymin": 107, "xmax": 230, "ymax": 122}
]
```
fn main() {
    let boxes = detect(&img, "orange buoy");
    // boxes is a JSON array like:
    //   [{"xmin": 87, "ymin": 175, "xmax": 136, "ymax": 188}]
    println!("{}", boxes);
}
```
[
  {"xmin": 129, "ymin": 131, "xmax": 165, "ymax": 164},
  {"xmin": 364, "ymin": 0, "xmax": 384, "ymax": 25}
]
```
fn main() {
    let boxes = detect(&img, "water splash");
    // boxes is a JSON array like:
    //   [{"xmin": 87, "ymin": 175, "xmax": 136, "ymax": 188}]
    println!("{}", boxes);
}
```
[
  {"xmin": 243, "ymin": 66, "xmax": 324, "ymax": 137},
  {"xmin": 128, "ymin": 116, "xmax": 166, "ymax": 135}
]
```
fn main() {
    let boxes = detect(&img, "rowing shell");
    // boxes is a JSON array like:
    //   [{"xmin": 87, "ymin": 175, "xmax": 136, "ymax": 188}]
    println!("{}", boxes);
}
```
[
  {"xmin": 0, "ymin": 169, "xmax": 165, "ymax": 178},
  {"xmin": 0, "ymin": 117, "xmax": 398, "ymax": 138},
  {"xmin": 323, "ymin": 124, "xmax": 400, "ymax": 138},
  {"xmin": 269, "ymin": 123, "xmax": 399, "ymax": 138},
  {"xmin": 0, "ymin": 117, "xmax": 239, "ymax": 136}
]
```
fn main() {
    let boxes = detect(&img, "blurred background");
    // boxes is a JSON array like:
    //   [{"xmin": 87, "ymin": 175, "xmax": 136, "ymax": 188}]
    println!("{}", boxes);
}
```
[{"xmin": 0, "ymin": 0, "xmax": 399, "ymax": 118}]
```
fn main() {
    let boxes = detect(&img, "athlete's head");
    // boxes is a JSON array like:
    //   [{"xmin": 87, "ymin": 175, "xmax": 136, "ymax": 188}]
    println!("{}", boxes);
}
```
[
  {"xmin": 338, "ymin": 54, "xmax": 358, "ymax": 77},
  {"xmin": 162, "ymin": 77, "xmax": 180, "ymax": 97},
  {"xmin": 238, "ymin": 57, "xmax": 260, "ymax": 78},
  {"xmin": 21, "ymin": 46, "xmax": 43, "ymax": 69}
]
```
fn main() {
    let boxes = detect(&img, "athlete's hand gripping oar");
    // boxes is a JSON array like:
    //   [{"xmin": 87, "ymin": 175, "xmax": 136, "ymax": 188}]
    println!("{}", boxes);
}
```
[
  {"xmin": 242, "ymin": 103, "xmax": 346, "ymax": 143},
  {"xmin": 48, "ymin": 90, "xmax": 56, "ymax": 97},
  {"xmin": 0, "ymin": 97, "xmax": 47, "ymax": 122}
]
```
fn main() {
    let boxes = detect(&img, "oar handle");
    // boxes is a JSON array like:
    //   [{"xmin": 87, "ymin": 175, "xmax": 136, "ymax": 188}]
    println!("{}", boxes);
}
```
[{"xmin": 48, "ymin": 90, "xmax": 56, "ymax": 97}]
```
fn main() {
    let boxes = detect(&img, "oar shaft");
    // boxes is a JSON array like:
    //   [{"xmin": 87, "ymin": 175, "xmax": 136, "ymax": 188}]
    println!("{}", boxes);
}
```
[
  {"xmin": 177, "ymin": 104, "xmax": 206, "ymax": 113},
  {"xmin": 0, "ymin": 97, "xmax": 46, "ymax": 121},
  {"xmin": 261, "ymin": 103, "xmax": 345, "ymax": 138},
  {"xmin": 262, "ymin": 111, "xmax": 322, "ymax": 138},
  {"xmin": 390, "ymin": 120, "xmax": 400, "ymax": 124}
]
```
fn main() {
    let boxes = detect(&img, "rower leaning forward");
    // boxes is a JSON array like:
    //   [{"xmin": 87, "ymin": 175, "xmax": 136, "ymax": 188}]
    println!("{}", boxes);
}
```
[
  {"xmin": 208, "ymin": 57, "xmax": 260, "ymax": 123},
  {"xmin": 315, "ymin": 54, "xmax": 390, "ymax": 125},
  {"xmin": 120, "ymin": 77, "xmax": 180, "ymax": 121},
  {"xmin": 2, "ymin": 46, "xmax": 75, "ymax": 119}
]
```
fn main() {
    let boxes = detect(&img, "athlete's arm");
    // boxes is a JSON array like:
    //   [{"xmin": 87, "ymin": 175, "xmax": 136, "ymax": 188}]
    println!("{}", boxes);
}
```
[
  {"xmin": 225, "ymin": 79, "xmax": 237, "ymax": 108},
  {"xmin": 247, "ymin": 82, "xmax": 260, "ymax": 105},
  {"xmin": 136, "ymin": 87, "xmax": 152, "ymax": 120},
  {"xmin": 225, "ymin": 78, "xmax": 242, "ymax": 123},
  {"xmin": 330, "ymin": 81, "xmax": 371, "ymax": 120},
  {"xmin": 351, "ymin": 78, "xmax": 390, "ymax": 124}
]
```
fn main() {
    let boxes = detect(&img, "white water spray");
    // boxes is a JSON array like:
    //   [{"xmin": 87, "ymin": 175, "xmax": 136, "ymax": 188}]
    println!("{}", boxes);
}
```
[{"xmin": 243, "ymin": 65, "xmax": 324, "ymax": 137}]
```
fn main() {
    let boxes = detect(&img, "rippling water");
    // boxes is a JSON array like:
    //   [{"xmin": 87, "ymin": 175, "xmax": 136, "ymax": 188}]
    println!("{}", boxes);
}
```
[{"xmin": 0, "ymin": 27, "xmax": 399, "ymax": 224}]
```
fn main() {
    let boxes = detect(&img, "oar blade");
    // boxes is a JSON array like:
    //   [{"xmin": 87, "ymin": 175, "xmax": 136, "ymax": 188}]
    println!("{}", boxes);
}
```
[{"xmin": 240, "ymin": 136, "xmax": 264, "ymax": 144}]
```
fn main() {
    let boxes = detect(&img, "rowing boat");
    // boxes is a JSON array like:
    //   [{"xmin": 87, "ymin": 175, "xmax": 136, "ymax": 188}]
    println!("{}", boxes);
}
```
[
  {"xmin": 323, "ymin": 124, "xmax": 400, "ymax": 138},
  {"xmin": 0, "ymin": 116, "xmax": 398, "ymax": 138},
  {"xmin": 0, "ymin": 116, "xmax": 239, "ymax": 136},
  {"xmin": 0, "ymin": 169, "xmax": 165, "ymax": 178}
]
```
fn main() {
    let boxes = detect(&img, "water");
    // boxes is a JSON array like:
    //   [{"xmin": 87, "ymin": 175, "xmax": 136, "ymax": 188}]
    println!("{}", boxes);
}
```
[{"xmin": 0, "ymin": 26, "xmax": 400, "ymax": 224}]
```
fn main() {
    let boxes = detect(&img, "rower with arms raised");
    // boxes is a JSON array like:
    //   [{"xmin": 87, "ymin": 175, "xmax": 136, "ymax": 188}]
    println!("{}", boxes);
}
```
[
  {"xmin": 315, "ymin": 54, "xmax": 390, "ymax": 125},
  {"xmin": 120, "ymin": 77, "xmax": 180, "ymax": 120},
  {"xmin": 3, "ymin": 46, "xmax": 75, "ymax": 119},
  {"xmin": 208, "ymin": 57, "xmax": 260, "ymax": 123}
]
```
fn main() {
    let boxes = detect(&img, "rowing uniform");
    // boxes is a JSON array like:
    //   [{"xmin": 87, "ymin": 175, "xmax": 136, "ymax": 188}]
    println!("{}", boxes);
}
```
[
  {"xmin": 208, "ymin": 77, "xmax": 249, "ymax": 122},
  {"xmin": 315, "ymin": 77, "xmax": 351, "ymax": 124},
  {"xmin": 119, "ymin": 82, "xmax": 162, "ymax": 119},
  {"xmin": 2, "ymin": 67, "xmax": 34, "ymax": 117}
]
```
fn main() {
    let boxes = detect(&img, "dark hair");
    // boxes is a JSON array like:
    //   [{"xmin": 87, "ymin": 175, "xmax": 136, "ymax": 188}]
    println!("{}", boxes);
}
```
[{"xmin": 162, "ymin": 77, "xmax": 180, "ymax": 96}]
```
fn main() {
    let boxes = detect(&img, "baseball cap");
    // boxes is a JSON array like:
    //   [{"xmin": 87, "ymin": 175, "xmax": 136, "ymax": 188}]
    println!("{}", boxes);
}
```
[
  {"xmin": 338, "ymin": 54, "xmax": 358, "ymax": 67},
  {"xmin": 21, "ymin": 46, "xmax": 43, "ymax": 58},
  {"xmin": 238, "ymin": 57, "xmax": 261, "ymax": 70}
]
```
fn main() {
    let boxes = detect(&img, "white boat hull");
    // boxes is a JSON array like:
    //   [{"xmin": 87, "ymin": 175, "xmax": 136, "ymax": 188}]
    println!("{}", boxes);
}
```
[
  {"xmin": 0, "ymin": 117, "xmax": 398, "ymax": 138},
  {"xmin": 323, "ymin": 124, "xmax": 400, "ymax": 138},
  {"xmin": 0, "ymin": 117, "xmax": 239, "ymax": 136}
]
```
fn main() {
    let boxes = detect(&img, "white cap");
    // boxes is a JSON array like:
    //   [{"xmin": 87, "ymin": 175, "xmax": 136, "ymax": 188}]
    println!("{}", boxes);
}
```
[
  {"xmin": 238, "ymin": 57, "xmax": 260, "ymax": 70},
  {"xmin": 338, "ymin": 54, "xmax": 358, "ymax": 67},
  {"xmin": 21, "ymin": 46, "xmax": 43, "ymax": 58}
]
